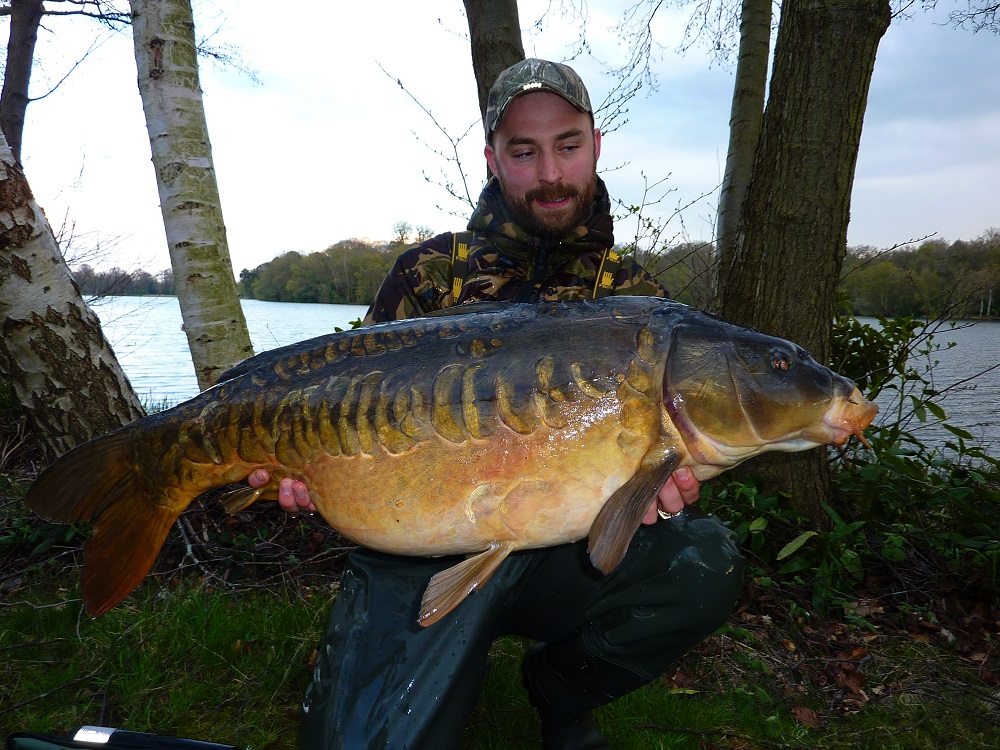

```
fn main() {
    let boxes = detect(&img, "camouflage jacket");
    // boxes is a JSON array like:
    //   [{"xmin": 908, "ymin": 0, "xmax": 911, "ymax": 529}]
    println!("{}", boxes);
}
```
[{"xmin": 364, "ymin": 176, "xmax": 667, "ymax": 324}]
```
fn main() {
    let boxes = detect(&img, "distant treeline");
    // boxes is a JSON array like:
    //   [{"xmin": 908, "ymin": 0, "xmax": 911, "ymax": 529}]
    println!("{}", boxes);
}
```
[
  {"xmin": 74, "ymin": 265, "xmax": 175, "ymax": 297},
  {"xmin": 839, "ymin": 231, "xmax": 999, "ymax": 318},
  {"xmin": 238, "ymin": 239, "xmax": 402, "ymax": 305},
  {"xmin": 638, "ymin": 232, "xmax": 999, "ymax": 319},
  {"xmin": 72, "ymin": 230, "xmax": 999, "ymax": 319}
]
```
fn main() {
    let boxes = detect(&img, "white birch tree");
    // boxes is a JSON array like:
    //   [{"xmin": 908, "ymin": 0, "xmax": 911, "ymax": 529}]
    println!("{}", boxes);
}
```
[{"xmin": 130, "ymin": 0, "xmax": 252, "ymax": 390}]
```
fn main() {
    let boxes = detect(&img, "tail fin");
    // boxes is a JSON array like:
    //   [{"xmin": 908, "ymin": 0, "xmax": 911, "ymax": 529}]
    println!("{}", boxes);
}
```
[{"xmin": 24, "ymin": 429, "xmax": 182, "ymax": 616}]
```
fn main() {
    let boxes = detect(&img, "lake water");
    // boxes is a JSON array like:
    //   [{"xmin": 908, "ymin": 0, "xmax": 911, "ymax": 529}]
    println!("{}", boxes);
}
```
[
  {"xmin": 90, "ymin": 297, "xmax": 370, "ymax": 404},
  {"xmin": 91, "ymin": 297, "xmax": 1000, "ymax": 458},
  {"xmin": 856, "ymin": 316, "xmax": 1000, "ymax": 459}
]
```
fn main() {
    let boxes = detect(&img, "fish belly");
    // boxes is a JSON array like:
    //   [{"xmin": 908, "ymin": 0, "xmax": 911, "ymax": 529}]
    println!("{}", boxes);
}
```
[{"xmin": 304, "ymin": 417, "xmax": 643, "ymax": 557}]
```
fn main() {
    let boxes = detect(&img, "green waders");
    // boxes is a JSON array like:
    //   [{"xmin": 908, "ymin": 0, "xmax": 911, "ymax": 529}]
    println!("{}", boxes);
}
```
[{"xmin": 299, "ymin": 509, "xmax": 743, "ymax": 749}]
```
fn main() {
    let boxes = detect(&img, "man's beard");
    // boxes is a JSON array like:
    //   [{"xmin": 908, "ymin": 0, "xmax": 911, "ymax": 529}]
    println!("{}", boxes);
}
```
[{"xmin": 500, "ymin": 173, "xmax": 598, "ymax": 238}]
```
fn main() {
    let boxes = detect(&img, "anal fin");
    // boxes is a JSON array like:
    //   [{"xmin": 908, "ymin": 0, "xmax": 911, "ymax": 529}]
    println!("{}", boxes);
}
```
[
  {"xmin": 418, "ymin": 542, "xmax": 515, "ymax": 627},
  {"xmin": 587, "ymin": 451, "xmax": 681, "ymax": 575}
]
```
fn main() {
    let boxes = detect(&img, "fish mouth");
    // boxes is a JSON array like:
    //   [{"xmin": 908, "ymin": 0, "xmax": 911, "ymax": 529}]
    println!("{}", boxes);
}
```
[{"xmin": 821, "ymin": 388, "xmax": 879, "ymax": 448}]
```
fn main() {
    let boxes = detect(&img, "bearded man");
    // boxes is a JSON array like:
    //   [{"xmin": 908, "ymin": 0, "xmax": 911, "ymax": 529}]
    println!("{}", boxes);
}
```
[{"xmin": 252, "ymin": 58, "xmax": 744, "ymax": 750}]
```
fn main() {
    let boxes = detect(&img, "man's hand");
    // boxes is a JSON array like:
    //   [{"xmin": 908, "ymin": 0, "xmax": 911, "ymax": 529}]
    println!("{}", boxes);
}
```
[
  {"xmin": 248, "ymin": 470, "xmax": 316, "ymax": 514},
  {"xmin": 642, "ymin": 467, "xmax": 700, "ymax": 525}
]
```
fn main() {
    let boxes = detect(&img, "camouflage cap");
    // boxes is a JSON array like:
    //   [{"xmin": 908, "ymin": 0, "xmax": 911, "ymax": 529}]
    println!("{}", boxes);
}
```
[{"xmin": 484, "ymin": 58, "xmax": 592, "ymax": 139}]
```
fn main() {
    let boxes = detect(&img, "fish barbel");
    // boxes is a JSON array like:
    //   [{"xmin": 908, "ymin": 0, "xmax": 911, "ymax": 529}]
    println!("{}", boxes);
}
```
[{"xmin": 24, "ymin": 298, "xmax": 877, "ymax": 625}]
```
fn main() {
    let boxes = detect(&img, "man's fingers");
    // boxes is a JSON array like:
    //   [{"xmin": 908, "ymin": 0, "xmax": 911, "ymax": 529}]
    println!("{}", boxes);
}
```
[
  {"xmin": 654, "ymin": 467, "xmax": 701, "ymax": 520},
  {"xmin": 278, "ymin": 478, "xmax": 298, "ymax": 513},
  {"xmin": 257, "ymin": 475, "xmax": 315, "ymax": 514},
  {"xmin": 292, "ymin": 481, "xmax": 317, "ymax": 512},
  {"xmin": 248, "ymin": 468, "xmax": 270, "ymax": 489},
  {"xmin": 672, "ymin": 467, "xmax": 700, "ymax": 505},
  {"xmin": 657, "ymin": 477, "xmax": 686, "ymax": 515}
]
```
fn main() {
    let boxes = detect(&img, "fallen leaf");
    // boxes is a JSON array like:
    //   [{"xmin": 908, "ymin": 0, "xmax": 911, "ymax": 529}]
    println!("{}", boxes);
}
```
[
  {"xmin": 835, "ymin": 667, "xmax": 867, "ymax": 695},
  {"xmin": 792, "ymin": 705, "xmax": 820, "ymax": 727}
]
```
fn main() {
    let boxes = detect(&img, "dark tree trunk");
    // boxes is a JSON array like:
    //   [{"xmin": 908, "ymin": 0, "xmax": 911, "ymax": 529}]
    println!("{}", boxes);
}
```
[
  {"xmin": 716, "ymin": 0, "xmax": 891, "ymax": 524},
  {"xmin": 0, "ymin": 0, "xmax": 44, "ymax": 164},
  {"xmin": 463, "ymin": 0, "xmax": 525, "ymax": 130},
  {"xmin": 714, "ymin": 0, "xmax": 772, "ymax": 310}
]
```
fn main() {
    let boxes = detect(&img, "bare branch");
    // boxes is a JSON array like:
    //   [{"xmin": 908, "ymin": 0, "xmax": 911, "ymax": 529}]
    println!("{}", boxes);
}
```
[
  {"xmin": 839, "ymin": 233, "xmax": 938, "ymax": 281},
  {"xmin": 377, "ymin": 61, "xmax": 479, "ymax": 211},
  {"xmin": 34, "ymin": 0, "xmax": 130, "ymax": 26},
  {"xmin": 946, "ymin": 1, "xmax": 1000, "ymax": 33},
  {"xmin": 28, "ymin": 35, "xmax": 108, "ymax": 102},
  {"xmin": 190, "ymin": 3, "xmax": 261, "ymax": 84}
]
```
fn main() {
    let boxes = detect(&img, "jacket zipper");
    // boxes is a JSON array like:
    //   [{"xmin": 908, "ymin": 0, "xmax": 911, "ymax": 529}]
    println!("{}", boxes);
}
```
[{"xmin": 515, "ymin": 239, "xmax": 553, "ymax": 303}]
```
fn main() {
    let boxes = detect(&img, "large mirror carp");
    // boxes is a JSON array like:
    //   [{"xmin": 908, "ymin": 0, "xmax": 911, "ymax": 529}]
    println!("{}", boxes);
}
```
[{"xmin": 24, "ymin": 298, "xmax": 877, "ymax": 625}]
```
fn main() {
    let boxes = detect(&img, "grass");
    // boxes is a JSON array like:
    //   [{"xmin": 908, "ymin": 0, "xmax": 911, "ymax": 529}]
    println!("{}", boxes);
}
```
[
  {"xmin": 3, "ymin": 520, "xmax": 998, "ymax": 748},
  {"xmin": 465, "ymin": 629, "xmax": 1000, "ymax": 749},
  {"xmin": 1, "ymin": 579, "xmax": 325, "ymax": 746}
]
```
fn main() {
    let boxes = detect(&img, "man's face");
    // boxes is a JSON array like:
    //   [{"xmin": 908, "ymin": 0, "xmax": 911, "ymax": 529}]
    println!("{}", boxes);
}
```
[{"xmin": 485, "ymin": 91, "xmax": 602, "ymax": 238}]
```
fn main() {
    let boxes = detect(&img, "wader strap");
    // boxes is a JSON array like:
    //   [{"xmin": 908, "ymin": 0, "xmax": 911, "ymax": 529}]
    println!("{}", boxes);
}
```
[
  {"xmin": 592, "ymin": 246, "xmax": 621, "ymax": 299},
  {"xmin": 450, "ymin": 231, "xmax": 473, "ymax": 301}
]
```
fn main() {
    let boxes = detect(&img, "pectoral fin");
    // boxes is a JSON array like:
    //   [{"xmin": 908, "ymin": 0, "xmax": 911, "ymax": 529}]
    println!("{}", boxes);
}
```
[
  {"xmin": 418, "ymin": 542, "xmax": 515, "ymax": 627},
  {"xmin": 587, "ymin": 451, "xmax": 682, "ymax": 575},
  {"xmin": 219, "ymin": 485, "xmax": 264, "ymax": 514}
]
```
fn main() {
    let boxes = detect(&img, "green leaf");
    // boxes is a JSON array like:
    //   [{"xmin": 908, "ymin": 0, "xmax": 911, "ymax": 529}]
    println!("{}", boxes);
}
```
[
  {"xmin": 821, "ymin": 501, "xmax": 847, "ymax": 527},
  {"xmin": 749, "ymin": 517, "xmax": 769, "ymax": 532},
  {"xmin": 942, "ymin": 423, "xmax": 974, "ymax": 440},
  {"xmin": 777, "ymin": 531, "xmax": 818, "ymax": 560},
  {"xmin": 926, "ymin": 401, "xmax": 947, "ymax": 420}
]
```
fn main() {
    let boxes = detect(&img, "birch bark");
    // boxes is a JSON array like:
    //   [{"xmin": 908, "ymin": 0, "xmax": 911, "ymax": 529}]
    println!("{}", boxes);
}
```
[
  {"xmin": 0, "ymin": 132, "xmax": 144, "ymax": 461},
  {"xmin": 130, "ymin": 0, "xmax": 253, "ymax": 390}
]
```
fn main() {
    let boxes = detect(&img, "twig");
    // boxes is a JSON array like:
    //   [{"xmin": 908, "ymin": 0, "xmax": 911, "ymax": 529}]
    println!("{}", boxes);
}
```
[
  {"xmin": 0, "ymin": 638, "xmax": 71, "ymax": 655},
  {"xmin": 0, "ymin": 596, "xmax": 82, "ymax": 610},
  {"xmin": 0, "ymin": 672, "xmax": 101, "ymax": 716},
  {"xmin": 176, "ymin": 516, "xmax": 225, "ymax": 586},
  {"xmin": 376, "ymin": 61, "xmax": 478, "ymax": 210}
]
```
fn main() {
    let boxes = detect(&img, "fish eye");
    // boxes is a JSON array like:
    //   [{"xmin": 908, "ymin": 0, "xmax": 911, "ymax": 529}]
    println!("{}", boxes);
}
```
[{"xmin": 770, "ymin": 348, "xmax": 793, "ymax": 372}]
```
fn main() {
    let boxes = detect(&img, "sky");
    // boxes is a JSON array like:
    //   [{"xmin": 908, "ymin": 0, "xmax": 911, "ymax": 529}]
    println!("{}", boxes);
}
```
[{"xmin": 12, "ymin": 1, "xmax": 1000, "ymax": 276}]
